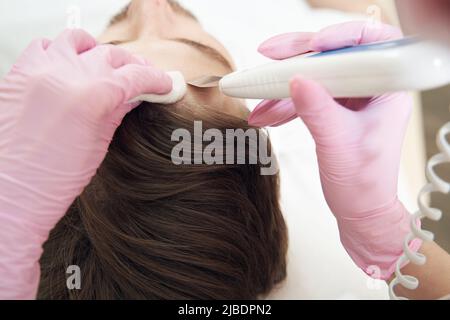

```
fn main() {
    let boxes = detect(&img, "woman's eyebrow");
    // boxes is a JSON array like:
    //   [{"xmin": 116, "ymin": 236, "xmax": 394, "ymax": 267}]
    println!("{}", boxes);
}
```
[
  {"xmin": 109, "ymin": 5, "xmax": 130, "ymax": 27},
  {"xmin": 172, "ymin": 38, "xmax": 233, "ymax": 71},
  {"xmin": 105, "ymin": 38, "xmax": 233, "ymax": 71}
]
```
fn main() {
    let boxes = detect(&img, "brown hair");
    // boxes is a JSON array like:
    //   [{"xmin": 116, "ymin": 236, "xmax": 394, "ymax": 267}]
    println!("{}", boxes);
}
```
[{"xmin": 37, "ymin": 101, "xmax": 287, "ymax": 299}]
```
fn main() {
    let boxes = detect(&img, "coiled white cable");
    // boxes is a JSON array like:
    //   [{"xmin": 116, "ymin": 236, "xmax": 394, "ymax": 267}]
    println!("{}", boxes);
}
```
[{"xmin": 389, "ymin": 122, "xmax": 450, "ymax": 300}]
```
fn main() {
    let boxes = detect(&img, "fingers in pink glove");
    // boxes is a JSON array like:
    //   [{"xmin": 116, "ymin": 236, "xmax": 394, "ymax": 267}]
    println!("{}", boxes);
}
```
[
  {"xmin": 27, "ymin": 38, "xmax": 52, "ymax": 51},
  {"xmin": 112, "ymin": 64, "xmax": 174, "ymax": 122},
  {"xmin": 12, "ymin": 39, "xmax": 52, "ymax": 70},
  {"xmin": 115, "ymin": 65, "xmax": 173, "ymax": 99},
  {"xmin": 258, "ymin": 32, "xmax": 316, "ymax": 60},
  {"xmin": 290, "ymin": 76, "xmax": 350, "ymax": 137},
  {"xmin": 82, "ymin": 44, "xmax": 148, "ymax": 68},
  {"xmin": 79, "ymin": 44, "xmax": 173, "ymax": 119},
  {"xmin": 310, "ymin": 21, "xmax": 403, "ymax": 52},
  {"xmin": 248, "ymin": 76, "xmax": 345, "ymax": 128},
  {"xmin": 248, "ymin": 99, "xmax": 297, "ymax": 127},
  {"xmin": 47, "ymin": 29, "xmax": 97, "ymax": 55},
  {"xmin": 258, "ymin": 21, "xmax": 403, "ymax": 61}
]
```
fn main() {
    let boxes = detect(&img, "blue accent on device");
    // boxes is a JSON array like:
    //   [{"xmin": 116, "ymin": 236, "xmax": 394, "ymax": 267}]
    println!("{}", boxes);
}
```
[{"xmin": 309, "ymin": 37, "xmax": 421, "ymax": 58}]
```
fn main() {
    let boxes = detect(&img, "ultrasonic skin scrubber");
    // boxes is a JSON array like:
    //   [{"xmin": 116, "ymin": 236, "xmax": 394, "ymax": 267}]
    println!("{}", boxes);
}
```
[{"xmin": 189, "ymin": 37, "xmax": 450, "ymax": 99}]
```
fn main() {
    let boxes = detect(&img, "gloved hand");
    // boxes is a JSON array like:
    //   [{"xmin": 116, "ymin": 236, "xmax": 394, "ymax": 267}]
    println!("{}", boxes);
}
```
[
  {"xmin": 249, "ymin": 21, "xmax": 422, "ymax": 280},
  {"xmin": 0, "ymin": 29, "xmax": 172, "ymax": 299}
]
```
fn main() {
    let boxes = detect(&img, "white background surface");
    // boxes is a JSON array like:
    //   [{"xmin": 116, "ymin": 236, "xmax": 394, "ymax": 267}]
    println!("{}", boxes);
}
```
[{"xmin": 0, "ymin": 0, "xmax": 408, "ymax": 299}]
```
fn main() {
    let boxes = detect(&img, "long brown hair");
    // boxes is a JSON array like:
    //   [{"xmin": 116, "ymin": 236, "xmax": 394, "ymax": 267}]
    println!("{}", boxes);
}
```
[{"xmin": 38, "ymin": 101, "xmax": 288, "ymax": 299}]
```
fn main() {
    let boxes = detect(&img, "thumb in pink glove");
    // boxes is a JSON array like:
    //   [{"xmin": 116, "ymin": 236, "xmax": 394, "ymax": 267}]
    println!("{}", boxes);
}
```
[
  {"xmin": 0, "ymin": 29, "xmax": 173, "ymax": 299},
  {"xmin": 249, "ymin": 21, "xmax": 422, "ymax": 280}
]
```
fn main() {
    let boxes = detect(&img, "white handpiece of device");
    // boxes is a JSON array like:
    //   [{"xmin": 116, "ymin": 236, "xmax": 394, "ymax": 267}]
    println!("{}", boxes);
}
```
[{"xmin": 218, "ymin": 37, "xmax": 450, "ymax": 99}]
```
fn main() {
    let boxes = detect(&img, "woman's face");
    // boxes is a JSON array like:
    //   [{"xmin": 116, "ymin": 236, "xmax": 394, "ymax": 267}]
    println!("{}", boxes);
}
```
[{"xmin": 98, "ymin": 0, "xmax": 246, "ymax": 117}]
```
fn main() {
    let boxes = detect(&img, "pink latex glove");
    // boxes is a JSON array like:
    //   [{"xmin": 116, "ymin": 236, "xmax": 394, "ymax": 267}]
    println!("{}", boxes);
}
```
[
  {"xmin": 0, "ymin": 29, "xmax": 172, "ymax": 299},
  {"xmin": 249, "ymin": 21, "xmax": 422, "ymax": 280}
]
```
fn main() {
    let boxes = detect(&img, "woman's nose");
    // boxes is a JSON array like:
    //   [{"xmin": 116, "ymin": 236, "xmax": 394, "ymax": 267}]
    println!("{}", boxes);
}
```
[{"xmin": 131, "ymin": 0, "xmax": 177, "ymax": 35}]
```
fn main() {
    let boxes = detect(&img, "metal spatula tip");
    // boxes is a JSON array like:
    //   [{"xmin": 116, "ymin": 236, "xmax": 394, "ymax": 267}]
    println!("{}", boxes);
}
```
[{"xmin": 187, "ymin": 75, "xmax": 222, "ymax": 88}]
